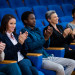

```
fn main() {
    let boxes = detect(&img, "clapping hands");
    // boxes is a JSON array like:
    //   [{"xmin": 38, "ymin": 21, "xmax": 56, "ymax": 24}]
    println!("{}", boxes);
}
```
[
  {"xmin": 18, "ymin": 31, "xmax": 28, "ymax": 45},
  {"xmin": 44, "ymin": 26, "xmax": 53, "ymax": 41}
]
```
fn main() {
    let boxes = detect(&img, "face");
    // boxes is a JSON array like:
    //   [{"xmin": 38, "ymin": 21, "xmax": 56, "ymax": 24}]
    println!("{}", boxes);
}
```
[
  {"xmin": 72, "ymin": 13, "xmax": 75, "ymax": 19},
  {"xmin": 48, "ymin": 13, "xmax": 59, "ymax": 24},
  {"xmin": 6, "ymin": 18, "xmax": 16, "ymax": 33},
  {"xmin": 26, "ymin": 14, "xmax": 36, "ymax": 27}
]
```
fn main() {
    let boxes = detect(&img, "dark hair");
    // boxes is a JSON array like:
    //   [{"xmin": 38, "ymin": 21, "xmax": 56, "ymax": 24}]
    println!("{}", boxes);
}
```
[
  {"xmin": 0, "ymin": 14, "xmax": 16, "ymax": 34},
  {"xmin": 72, "ymin": 8, "xmax": 75, "ymax": 15},
  {"xmin": 21, "ymin": 11, "xmax": 34, "ymax": 25}
]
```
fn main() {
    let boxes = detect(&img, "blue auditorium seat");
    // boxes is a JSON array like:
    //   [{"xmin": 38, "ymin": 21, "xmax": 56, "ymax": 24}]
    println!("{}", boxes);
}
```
[
  {"xmin": 55, "ymin": 0, "xmax": 63, "ymax": 5},
  {"xmin": 0, "ymin": 0, "xmax": 9, "ymax": 8},
  {"xmin": 27, "ymin": 47, "xmax": 65, "ymax": 75},
  {"xmin": 8, "ymin": 0, "xmax": 24, "ymax": 8},
  {"xmin": 35, "ymin": 20, "xmax": 44, "ymax": 28},
  {"xmin": 63, "ymin": 0, "xmax": 75, "ymax": 5},
  {"xmin": 0, "ymin": 8, "xmax": 19, "ymax": 21},
  {"xmin": 59, "ymin": 22, "xmax": 69, "ymax": 29},
  {"xmin": 16, "ymin": 7, "xmax": 32, "ymax": 20},
  {"xmin": 38, "ymin": 0, "xmax": 51, "ymax": 6},
  {"xmin": 16, "ymin": 21, "xmax": 24, "ymax": 35},
  {"xmin": 38, "ymin": 71, "xmax": 44, "ymax": 75},
  {"xmin": 59, "ymin": 16, "xmax": 73, "ymax": 22},
  {"xmin": 24, "ymin": 0, "xmax": 39, "ymax": 7},
  {"xmin": 48, "ymin": 5, "xmax": 64, "ymax": 17},
  {"xmin": 61, "ymin": 4, "xmax": 74, "ymax": 16},
  {"xmin": 33, "ymin": 6, "xmax": 48, "ymax": 19},
  {"xmin": 43, "ymin": 19, "xmax": 49, "ymax": 26},
  {"xmin": 39, "ymin": 0, "xmax": 56, "ymax": 6}
]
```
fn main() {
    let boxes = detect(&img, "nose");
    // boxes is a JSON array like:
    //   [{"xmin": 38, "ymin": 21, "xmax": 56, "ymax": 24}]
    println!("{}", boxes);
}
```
[{"xmin": 13, "ymin": 24, "xmax": 16, "ymax": 28}]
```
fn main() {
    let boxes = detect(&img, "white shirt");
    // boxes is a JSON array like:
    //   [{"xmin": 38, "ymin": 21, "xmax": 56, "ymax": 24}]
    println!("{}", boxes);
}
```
[{"xmin": 6, "ymin": 32, "xmax": 24, "ymax": 62}]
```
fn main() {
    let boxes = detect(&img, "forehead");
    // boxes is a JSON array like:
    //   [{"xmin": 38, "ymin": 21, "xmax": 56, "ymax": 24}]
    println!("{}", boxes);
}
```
[
  {"xmin": 28, "ymin": 14, "xmax": 35, "ymax": 18},
  {"xmin": 51, "ymin": 13, "xmax": 58, "ymax": 17},
  {"xmin": 8, "ymin": 18, "xmax": 16, "ymax": 22}
]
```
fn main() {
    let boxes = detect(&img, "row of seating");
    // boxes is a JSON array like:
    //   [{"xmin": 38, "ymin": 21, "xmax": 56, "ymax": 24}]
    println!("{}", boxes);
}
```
[
  {"xmin": 0, "ymin": 4, "xmax": 74, "ymax": 21},
  {"xmin": 0, "ymin": 0, "xmax": 75, "ymax": 8}
]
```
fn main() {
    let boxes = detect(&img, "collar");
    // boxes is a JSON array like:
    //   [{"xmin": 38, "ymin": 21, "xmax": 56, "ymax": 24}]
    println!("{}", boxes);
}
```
[
  {"xmin": 25, "ymin": 26, "xmax": 37, "ymax": 31},
  {"xmin": 6, "ymin": 32, "xmax": 14, "ymax": 38}
]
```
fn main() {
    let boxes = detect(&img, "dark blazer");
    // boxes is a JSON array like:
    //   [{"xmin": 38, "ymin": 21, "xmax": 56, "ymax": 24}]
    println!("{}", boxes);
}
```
[
  {"xmin": 44, "ymin": 24, "xmax": 74, "ymax": 52},
  {"xmin": 2, "ymin": 34, "xmax": 28, "ymax": 60}
]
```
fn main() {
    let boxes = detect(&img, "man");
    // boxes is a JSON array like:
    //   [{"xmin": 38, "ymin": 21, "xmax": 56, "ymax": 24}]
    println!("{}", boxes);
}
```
[{"xmin": 21, "ymin": 11, "xmax": 75, "ymax": 75}]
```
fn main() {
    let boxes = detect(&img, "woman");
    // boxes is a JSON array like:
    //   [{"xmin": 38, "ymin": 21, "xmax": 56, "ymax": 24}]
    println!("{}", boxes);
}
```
[
  {"xmin": 67, "ymin": 8, "xmax": 75, "ymax": 30},
  {"xmin": 0, "ymin": 14, "xmax": 40, "ymax": 75},
  {"xmin": 44, "ymin": 10, "xmax": 75, "ymax": 60}
]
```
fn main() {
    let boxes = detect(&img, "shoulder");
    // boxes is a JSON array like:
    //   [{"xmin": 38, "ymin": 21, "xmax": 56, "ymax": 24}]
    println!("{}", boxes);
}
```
[{"xmin": 21, "ymin": 27, "xmax": 29, "ymax": 33}]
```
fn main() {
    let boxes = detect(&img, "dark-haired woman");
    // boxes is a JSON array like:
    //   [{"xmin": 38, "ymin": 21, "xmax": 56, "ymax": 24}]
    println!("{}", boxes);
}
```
[{"xmin": 0, "ymin": 14, "xmax": 42, "ymax": 75}]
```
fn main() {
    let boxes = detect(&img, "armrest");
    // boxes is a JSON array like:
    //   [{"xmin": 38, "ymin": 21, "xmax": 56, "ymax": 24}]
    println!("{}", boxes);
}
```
[
  {"xmin": 27, "ymin": 53, "xmax": 42, "ymax": 56},
  {"xmin": 44, "ymin": 47, "xmax": 65, "ymax": 57},
  {"xmin": 45, "ymin": 47, "xmax": 65, "ymax": 50},
  {"xmin": 0, "ymin": 60, "xmax": 17, "ymax": 67},
  {"xmin": 0, "ymin": 60, "xmax": 17, "ymax": 64},
  {"xmin": 70, "ymin": 43, "xmax": 75, "ymax": 49},
  {"xmin": 27, "ymin": 53, "xmax": 42, "ymax": 69}
]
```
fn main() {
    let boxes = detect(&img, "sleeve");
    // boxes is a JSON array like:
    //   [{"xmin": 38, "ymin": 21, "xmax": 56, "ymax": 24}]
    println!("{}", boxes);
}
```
[
  {"xmin": 0, "ymin": 51, "xmax": 5, "ymax": 61},
  {"xmin": 66, "ymin": 23, "xmax": 73, "ymax": 30},
  {"xmin": 4, "ymin": 42, "xmax": 22, "ymax": 60}
]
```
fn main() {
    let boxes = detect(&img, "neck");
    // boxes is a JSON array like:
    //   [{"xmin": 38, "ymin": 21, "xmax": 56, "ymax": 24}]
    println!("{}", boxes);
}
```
[
  {"xmin": 72, "ymin": 19, "xmax": 75, "ymax": 23},
  {"xmin": 26, "ymin": 25, "xmax": 34, "ymax": 29},
  {"xmin": 6, "ymin": 31, "xmax": 12, "ymax": 34},
  {"xmin": 50, "ymin": 23, "xmax": 57, "ymax": 28}
]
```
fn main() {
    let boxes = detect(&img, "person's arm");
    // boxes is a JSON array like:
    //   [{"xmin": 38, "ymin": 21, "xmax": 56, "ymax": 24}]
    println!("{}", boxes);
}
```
[
  {"xmin": 43, "ymin": 26, "xmax": 53, "ymax": 48},
  {"xmin": 0, "ymin": 42, "xmax": 6, "ymax": 61},
  {"xmin": 0, "ymin": 51, "xmax": 5, "ymax": 61}
]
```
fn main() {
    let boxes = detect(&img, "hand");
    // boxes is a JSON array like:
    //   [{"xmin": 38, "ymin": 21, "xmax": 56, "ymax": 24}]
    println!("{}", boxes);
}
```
[
  {"xmin": 63, "ymin": 28, "xmax": 72, "ymax": 38},
  {"xmin": 72, "ymin": 29, "xmax": 75, "ymax": 35},
  {"xmin": 18, "ymin": 31, "xmax": 28, "ymax": 45},
  {"xmin": 0, "ymin": 42, "xmax": 6, "ymax": 54},
  {"xmin": 44, "ymin": 26, "xmax": 53, "ymax": 41}
]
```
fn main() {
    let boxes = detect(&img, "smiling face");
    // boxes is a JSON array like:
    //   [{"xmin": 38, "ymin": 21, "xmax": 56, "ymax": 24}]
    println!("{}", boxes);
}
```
[
  {"xmin": 6, "ymin": 18, "xmax": 16, "ymax": 33},
  {"xmin": 48, "ymin": 13, "xmax": 59, "ymax": 25},
  {"xmin": 25, "ymin": 14, "xmax": 36, "ymax": 28}
]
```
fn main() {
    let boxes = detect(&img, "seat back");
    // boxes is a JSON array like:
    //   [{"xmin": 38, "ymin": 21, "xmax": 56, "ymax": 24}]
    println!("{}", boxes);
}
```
[
  {"xmin": 63, "ymin": 0, "xmax": 75, "ymax": 4},
  {"xmin": 48, "ymin": 5, "xmax": 64, "ymax": 17},
  {"xmin": 16, "ymin": 7, "xmax": 32, "ymax": 20},
  {"xmin": 61, "ymin": 4, "xmax": 74, "ymax": 16},
  {"xmin": 16, "ymin": 21, "xmax": 24, "ymax": 35},
  {"xmin": 59, "ymin": 16, "xmax": 73, "ymax": 22},
  {"xmin": 38, "ymin": 0, "xmax": 51, "ymax": 6},
  {"xmin": 0, "ymin": 8, "xmax": 19, "ymax": 21},
  {"xmin": 33, "ymin": 6, "xmax": 47, "ymax": 19},
  {"xmin": 0, "ymin": 0, "xmax": 9, "ymax": 8},
  {"xmin": 43, "ymin": 19, "xmax": 49, "ymax": 26},
  {"xmin": 55, "ymin": 0, "xmax": 63, "ymax": 5},
  {"xmin": 59, "ymin": 22, "xmax": 69, "ymax": 29},
  {"xmin": 35, "ymin": 20, "xmax": 44, "ymax": 28},
  {"xmin": 24, "ymin": 0, "xmax": 39, "ymax": 7},
  {"xmin": 8, "ymin": 0, "xmax": 24, "ymax": 8}
]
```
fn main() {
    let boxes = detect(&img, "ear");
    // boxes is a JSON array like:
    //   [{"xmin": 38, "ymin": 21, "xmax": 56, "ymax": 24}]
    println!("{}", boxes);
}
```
[
  {"xmin": 47, "ymin": 18, "xmax": 51, "ymax": 22},
  {"xmin": 72, "ymin": 14, "xmax": 73, "ymax": 17},
  {"xmin": 24, "ymin": 20, "xmax": 27, "ymax": 23}
]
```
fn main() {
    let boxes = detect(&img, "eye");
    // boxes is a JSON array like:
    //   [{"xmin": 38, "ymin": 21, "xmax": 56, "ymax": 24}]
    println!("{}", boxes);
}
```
[{"xmin": 10, "ymin": 23, "xmax": 13, "ymax": 24}]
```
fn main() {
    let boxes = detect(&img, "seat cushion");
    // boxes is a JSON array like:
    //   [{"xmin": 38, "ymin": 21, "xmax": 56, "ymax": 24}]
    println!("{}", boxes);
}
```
[{"xmin": 38, "ymin": 71, "xmax": 44, "ymax": 75}]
